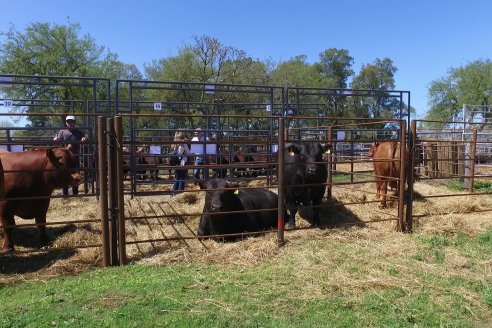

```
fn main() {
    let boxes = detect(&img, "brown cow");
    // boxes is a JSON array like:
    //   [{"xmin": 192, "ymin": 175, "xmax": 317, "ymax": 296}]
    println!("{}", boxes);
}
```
[
  {"xmin": 0, "ymin": 148, "xmax": 81, "ymax": 253},
  {"xmin": 367, "ymin": 141, "xmax": 410, "ymax": 208}
]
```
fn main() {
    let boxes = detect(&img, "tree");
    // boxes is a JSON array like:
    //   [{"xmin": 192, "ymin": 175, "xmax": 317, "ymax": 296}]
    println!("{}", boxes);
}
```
[
  {"xmin": 0, "ymin": 22, "xmax": 105, "ymax": 78},
  {"xmin": 269, "ymin": 55, "xmax": 321, "ymax": 89},
  {"xmin": 315, "ymin": 48, "xmax": 354, "ymax": 88},
  {"xmin": 427, "ymin": 59, "xmax": 492, "ymax": 124},
  {"xmin": 350, "ymin": 58, "xmax": 399, "ymax": 119},
  {"xmin": 0, "ymin": 22, "xmax": 141, "ymax": 127}
]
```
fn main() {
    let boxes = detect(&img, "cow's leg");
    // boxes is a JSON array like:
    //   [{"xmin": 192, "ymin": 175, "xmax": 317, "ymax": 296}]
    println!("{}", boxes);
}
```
[
  {"xmin": 1, "ymin": 216, "xmax": 16, "ymax": 253},
  {"xmin": 311, "ymin": 195, "xmax": 323, "ymax": 227},
  {"xmin": 285, "ymin": 206, "xmax": 297, "ymax": 229},
  {"xmin": 35, "ymin": 216, "xmax": 50, "ymax": 246},
  {"xmin": 379, "ymin": 181, "xmax": 388, "ymax": 209}
]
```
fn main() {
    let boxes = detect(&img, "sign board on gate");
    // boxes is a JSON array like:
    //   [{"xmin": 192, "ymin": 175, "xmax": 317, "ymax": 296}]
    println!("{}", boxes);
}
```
[{"xmin": 0, "ymin": 76, "xmax": 13, "ymax": 88}]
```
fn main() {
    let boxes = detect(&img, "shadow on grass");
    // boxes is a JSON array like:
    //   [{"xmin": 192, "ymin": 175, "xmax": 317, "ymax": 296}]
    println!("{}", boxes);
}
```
[{"xmin": 1, "ymin": 224, "xmax": 78, "ymax": 275}]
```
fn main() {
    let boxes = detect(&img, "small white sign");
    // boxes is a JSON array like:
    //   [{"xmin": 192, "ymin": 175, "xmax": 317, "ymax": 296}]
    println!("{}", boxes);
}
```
[
  {"xmin": 266, "ymin": 104, "xmax": 272, "ymax": 112},
  {"xmin": 336, "ymin": 131, "xmax": 346, "ymax": 140},
  {"xmin": 149, "ymin": 145, "xmax": 161, "ymax": 154},
  {"xmin": 205, "ymin": 85, "xmax": 215, "ymax": 95},
  {"xmin": 0, "ymin": 76, "xmax": 13, "ymax": 88},
  {"xmin": 191, "ymin": 143, "xmax": 217, "ymax": 155},
  {"xmin": 4, "ymin": 99, "xmax": 13, "ymax": 108},
  {"xmin": 153, "ymin": 102, "xmax": 162, "ymax": 111}
]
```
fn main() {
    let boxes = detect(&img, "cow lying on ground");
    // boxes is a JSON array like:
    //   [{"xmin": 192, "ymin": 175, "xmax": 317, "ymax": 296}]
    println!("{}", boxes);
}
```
[
  {"xmin": 0, "ymin": 148, "xmax": 81, "ymax": 253},
  {"xmin": 367, "ymin": 141, "xmax": 410, "ymax": 208},
  {"xmin": 283, "ymin": 142, "xmax": 328, "ymax": 229},
  {"xmin": 197, "ymin": 178, "xmax": 279, "ymax": 241}
]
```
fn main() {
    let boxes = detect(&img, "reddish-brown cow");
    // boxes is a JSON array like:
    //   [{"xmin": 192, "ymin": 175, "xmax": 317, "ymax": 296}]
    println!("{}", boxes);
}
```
[
  {"xmin": 0, "ymin": 148, "xmax": 81, "ymax": 253},
  {"xmin": 367, "ymin": 141, "xmax": 410, "ymax": 208}
]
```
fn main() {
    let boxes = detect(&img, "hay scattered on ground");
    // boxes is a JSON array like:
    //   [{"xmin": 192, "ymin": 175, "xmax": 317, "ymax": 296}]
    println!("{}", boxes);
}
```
[{"xmin": 1, "ymin": 172, "xmax": 491, "ymax": 284}]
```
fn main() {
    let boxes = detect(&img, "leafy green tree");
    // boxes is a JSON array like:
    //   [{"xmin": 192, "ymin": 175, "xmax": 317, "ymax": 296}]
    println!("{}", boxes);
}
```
[
  {"xmin": 0, "ymin": 22, "xmax": 104, "ymax": 77},
  {"xmin": 269, "ymin": 55, "xmax": 321, "ymax": 89},
  {"xmin": 427, "ymin": 59, "xmax": 492, "ymax": 124},
  {"xmin": 144, "ymin": 35, "xmax": 271, "ymax": 131},
  {"xmin": 350, "ymin": 58, "xmax": 399, "ymax": 119},
  {"xmin": 0, "ymin": 22, "xmax": 141, "ymax": 128},
  {"xmin": 311, "ymin": 48, "xmax": 355, "ymax": 118},
  {"xmin": 315, "ymin": 48, "xmax": 354, "ymax": 89}
]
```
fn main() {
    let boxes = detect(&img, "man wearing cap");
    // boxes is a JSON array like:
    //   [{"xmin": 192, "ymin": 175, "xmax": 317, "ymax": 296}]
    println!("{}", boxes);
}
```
[{"xmin": 53, "ymin": 115, "xmax": 88, "ymax": 196}]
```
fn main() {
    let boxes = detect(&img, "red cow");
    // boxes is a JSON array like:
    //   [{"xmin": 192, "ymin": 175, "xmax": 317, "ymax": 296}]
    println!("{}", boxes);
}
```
[
  {"xmin": 0, "ymin": 148, "xmax": 81, "ymax": 253},
  {"xmin": 367, "ymin": 141, "xmax": 410, "ymax": 208}
]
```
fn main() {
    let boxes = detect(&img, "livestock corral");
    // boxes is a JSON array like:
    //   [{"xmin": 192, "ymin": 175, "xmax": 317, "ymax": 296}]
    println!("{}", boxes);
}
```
[{"xmin": 0, "ymin": 75, "xmax": 491, "ymax": 286}]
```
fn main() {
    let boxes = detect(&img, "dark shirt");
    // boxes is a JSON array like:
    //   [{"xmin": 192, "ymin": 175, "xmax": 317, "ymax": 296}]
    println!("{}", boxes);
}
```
[{"xmin": 56, "ymin": 128, "xmax": 85, "ymax": 154}]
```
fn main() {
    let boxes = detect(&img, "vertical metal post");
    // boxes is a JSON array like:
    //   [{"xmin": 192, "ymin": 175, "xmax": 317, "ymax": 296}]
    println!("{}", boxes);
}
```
[
  {"xmin": 467, "ymin": 129, "xmax": 478, "ymax": 192},
  {"xmin": 277, "ymin": 118, "xmax": 285, "ymax": 245},
  {"xmin": 98, "ymin": 116, "xmax": 109, "ymax": 267},
  {"xmin": 405, "ymin": 120, "xmax": 416, "ymax": 233},
  {"xmin": 397, "ymin": 121, "xmax": 407, "ymax": 232},
  {"xmin": 114, "ymin": 116, "xmax": 127, "ymax": 265},
  {"xmin": 327, "ymin": 126, "xmax": 333, "ymax": 199},
  {"xmin": 107, "ymin": 117, "xmax": 118, "ymax": 265}
]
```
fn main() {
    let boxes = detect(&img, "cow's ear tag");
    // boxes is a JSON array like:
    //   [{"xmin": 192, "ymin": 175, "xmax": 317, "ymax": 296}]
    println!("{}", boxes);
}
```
[
  {"xmin": 289, "ymin": 151, "xmax": 295, "ymax": 156},
  {"xmin": 234, "ymin": 189, "xmax": 239, "ymax": 195}
]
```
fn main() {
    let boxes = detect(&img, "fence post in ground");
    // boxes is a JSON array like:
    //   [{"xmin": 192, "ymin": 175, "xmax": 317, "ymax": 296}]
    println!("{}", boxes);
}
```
[
  {"xmin": 98, "ymin": 116, "xmax": 110, "ymax": 267},
  {"xmin": 464, "ymin": 129, "xmax": 478, "ymax": 192},
  {"xmin": 326, "ymin": 126, "xmax": 333, "ymax": 199},
  {"xmin": 277, "ymin": 118, "xmax": 285, "ymax": 245},
  {"xmin": 405, "ymin": 120, "xmax": 416, "ymax": 233},
  {"xmin": 114, "ymin": 116, "xmax": 126, "ymax": 265},
  {"xmin": 106, "ymin": 117, "xmax": 119, "ymax": 266},
  {"xmin": 397, "ymin": 121, "xmax": 406, "ymax": 232}
]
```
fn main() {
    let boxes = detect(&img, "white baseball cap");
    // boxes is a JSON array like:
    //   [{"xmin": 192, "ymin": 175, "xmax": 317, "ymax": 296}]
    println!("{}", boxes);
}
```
[{"xmin": 66, "ymin": 115, "xmax": 76, "ymax": 121}]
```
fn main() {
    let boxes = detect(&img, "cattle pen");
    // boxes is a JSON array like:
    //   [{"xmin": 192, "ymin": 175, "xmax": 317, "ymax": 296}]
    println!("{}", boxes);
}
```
[{"xmin": 0, "ymin": 74, "xmax": 490, "ymax": 270}]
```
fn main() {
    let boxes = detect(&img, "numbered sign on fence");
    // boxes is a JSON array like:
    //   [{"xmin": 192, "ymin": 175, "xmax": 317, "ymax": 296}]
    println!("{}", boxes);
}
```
[
  {"xmin": 4, "ymin": 99, "xmax": 13, "ymax": 108},
  {"xmin": 153, "ymin": 102, "xmax": 162, "ymax": 111}
]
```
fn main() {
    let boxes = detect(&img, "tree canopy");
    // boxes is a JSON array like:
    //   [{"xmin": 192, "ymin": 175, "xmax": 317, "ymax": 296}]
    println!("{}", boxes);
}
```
[
  {"xmin": 0, "ymin": 22, "xmax": 143, "ymax": 127},
  {"xmin": 427, "ymin": 59, "xmax": 492, "ymax": 123},
  {"xmin": 4, "ymin": 20, "xmax": 472, "ymax": 128}
]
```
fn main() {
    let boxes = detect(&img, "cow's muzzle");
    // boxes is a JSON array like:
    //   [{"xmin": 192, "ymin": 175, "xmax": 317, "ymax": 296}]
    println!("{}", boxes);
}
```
[{"xmin": 71, "ymin": 171, "xmax": 83, "ymax": 186}]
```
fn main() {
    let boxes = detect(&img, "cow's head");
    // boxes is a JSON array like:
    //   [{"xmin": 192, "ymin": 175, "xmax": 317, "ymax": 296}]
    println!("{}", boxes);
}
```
[
  {"xmin": 200, "ymin": 178, "xmax": 241, "ymax": 213},
  {"xmin": 367, "ymin": 141, "xmax": 379, "ymax": 158},
  {"xmin": 300, "ymin": 142, "xmax": 325, "ymax": 176},
  {"xmin": 45, "ymin": 148, "xmax": 79, "ymax": 187}
]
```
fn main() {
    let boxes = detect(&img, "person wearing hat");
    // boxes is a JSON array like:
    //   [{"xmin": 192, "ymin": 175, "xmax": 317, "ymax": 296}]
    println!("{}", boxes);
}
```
[{"xmin": 53, "ymin": 115, "xmax": 88, "ymax": 196}]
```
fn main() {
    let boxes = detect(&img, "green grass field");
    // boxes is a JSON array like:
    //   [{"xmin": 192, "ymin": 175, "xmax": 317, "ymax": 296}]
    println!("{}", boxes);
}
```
[{"xmin": 2, "ymin": 227, "xmax": 491, "ymax": 328}]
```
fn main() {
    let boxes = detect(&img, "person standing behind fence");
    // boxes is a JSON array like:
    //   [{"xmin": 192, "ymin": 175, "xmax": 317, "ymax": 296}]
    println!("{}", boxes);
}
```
[
  {"xmin": 191, "ymin": 128, "xmax": 209, "ymax": 186},
  {"xmin": 53, "ymin": 115, "xmax": 88, "ymax": 196},
  {"xmin": 171, "ymin": 130, "xmax": 191, "ymax": 192}
]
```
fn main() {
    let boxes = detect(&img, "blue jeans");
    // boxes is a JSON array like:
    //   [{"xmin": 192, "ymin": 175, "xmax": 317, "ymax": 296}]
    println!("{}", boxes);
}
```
[
  {"xmin": 193, "ymin": 159, "xmax": 209, "ymax": 183},
  {"xmin": 173, "ymin": 168, "xmax": 188, "ymax": 191}
]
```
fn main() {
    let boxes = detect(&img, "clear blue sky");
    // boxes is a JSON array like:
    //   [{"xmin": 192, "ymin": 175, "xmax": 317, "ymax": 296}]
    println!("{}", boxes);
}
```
[{"xmin": 2, "ymin": 0, "xmax": 491, "ymax": 119}]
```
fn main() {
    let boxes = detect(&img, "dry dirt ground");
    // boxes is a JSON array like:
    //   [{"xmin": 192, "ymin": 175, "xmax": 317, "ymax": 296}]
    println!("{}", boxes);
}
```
[{"xmin": 1, "ymin": 164, "xmax": 491, "ymax": 284}]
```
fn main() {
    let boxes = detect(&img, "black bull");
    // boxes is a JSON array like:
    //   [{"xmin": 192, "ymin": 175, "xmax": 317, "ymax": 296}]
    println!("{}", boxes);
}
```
[
  {"xmin": 282, "ymin": 142, "xmax": 328, "ymax": 229},
  {"xmin": 197, "ymin": 179, "xmax": 279, "ymax": 241}
]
